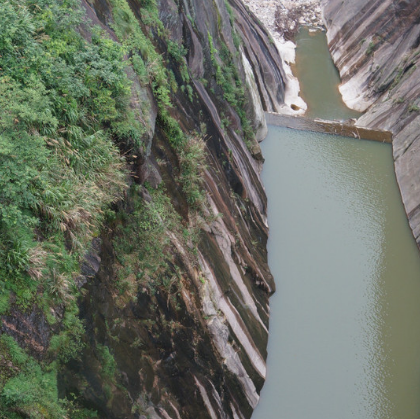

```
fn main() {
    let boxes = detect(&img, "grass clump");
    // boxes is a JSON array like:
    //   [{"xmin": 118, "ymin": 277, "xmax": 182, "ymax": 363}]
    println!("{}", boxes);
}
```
[
  {"xmin": 178, "ymin": 135, "xmax": 207, "ymax": 207},
  {"xmin": 366, "ymin": 41, "xmax": 376, "ymax": 55},
  {"xmin": 113, "ymin": 168, "xmax": 206, "ymax": 306},
  {"xmin": 207, "ymin": 32, "xmax": 254, "ymax": 146},
  {"xmin": 0, "ymin": 335, "xmax": 97, "ymax": 419},
  {"xmin": 113, "ymin": 185, "xmax": 184, "ymax": 301},
  {"xmin": 96, "ymin": 344, "xmax": 117, "ymax": 382},
  {"xmin": 0, "ymin": 335, "xmax": 66, "ymax": 419}
]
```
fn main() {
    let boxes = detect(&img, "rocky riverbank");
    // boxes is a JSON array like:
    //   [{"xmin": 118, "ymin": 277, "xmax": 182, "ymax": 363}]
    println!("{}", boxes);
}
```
[
  {"xmin": 241, "ymin": 0, "xmax": 324, "ymax": 115},
  {"xmin": 242, "ymin": 0, "xmax": 323, "ymax": 42},
  {"xmin": 0, "ymin": 0, "xmax": 288, "ymax": 418},
  {"xmin": 321, "ymin": 0, "xmax": 420, "ymax": 248}
]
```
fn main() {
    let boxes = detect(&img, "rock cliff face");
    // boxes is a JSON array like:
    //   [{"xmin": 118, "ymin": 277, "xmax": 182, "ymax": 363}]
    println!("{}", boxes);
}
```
[
  {"xmin": 321, "ymin": 0, "xmax": 420, "ymax": 246},
  {"xmin": 0, "ymin": 1, "xmax": 285, "ymax": 418}
]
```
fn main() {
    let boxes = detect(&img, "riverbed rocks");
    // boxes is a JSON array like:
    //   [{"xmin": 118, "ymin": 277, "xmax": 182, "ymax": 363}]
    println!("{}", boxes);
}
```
[
  {"xmin": 242, "ymin": 0, "xmax": 323, "ymax": 41},
  {"xmin": 240, "ymin": 0, "xmax": 324, "ymax": 116}
]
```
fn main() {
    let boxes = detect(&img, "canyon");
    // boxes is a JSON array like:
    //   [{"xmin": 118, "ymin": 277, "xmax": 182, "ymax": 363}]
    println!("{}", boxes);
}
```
[{"xmin": 1, "ymin": 0, "xmax": 420, "ymax": 418}]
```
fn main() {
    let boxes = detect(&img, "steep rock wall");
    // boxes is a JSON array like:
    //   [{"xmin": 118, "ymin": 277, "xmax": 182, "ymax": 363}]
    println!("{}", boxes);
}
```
[
  {"xmin": 57, "ymin": 1, "xmax": 285, "ymax": 419},
  {"xmin": 321, "ymin": 0, "xmax": 420, "ymax": 246}
]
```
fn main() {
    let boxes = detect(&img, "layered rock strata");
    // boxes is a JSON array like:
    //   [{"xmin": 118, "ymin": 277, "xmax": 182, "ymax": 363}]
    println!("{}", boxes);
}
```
[
  {"xmin": 57, "ymin": 0, "xmax": 285, "ymax": 418},
  {"xmin": 321, "ymin": 0, "xmax": 420, "ymax": 246}
]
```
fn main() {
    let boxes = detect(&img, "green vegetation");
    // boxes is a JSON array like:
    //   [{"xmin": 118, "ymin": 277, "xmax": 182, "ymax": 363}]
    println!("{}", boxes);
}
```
[
  {"xmin": 108, "ymin": 0, "xmax": 182, "ymax": 139},
  {"xmin": 0, "ymin": 0, "xmax": 137, "ymax": 303},
  {"xmin": 0, "ymin": 334, "xmax": 97, "ymax": 418},
  {"xmin": 108, "ymin": 0, "xmax": 205, "ymax": 181},
  {"xmin": 366, "ymin": 35, "xmax": 383, "ymax": 56},
  {"xmin": 168, "ymin": 40, "xmax": 190, "ymax": 83},
  {"xmin": 178, "ymin": 135, "xmax": 207, "ymax": 207},
  {"xmin": 208, "ymin": 32, "xmax": 253, "ymax": 145},
  {"xmin": 48, "ymin": 309, "xmax": 85, "ymax": 362},
  {"xmin": 390, "ymin": 66, "xmax": 404, "ymax": 90},
  {"xmin": 97, "ymin": 344, "xmax": 117, "ymax": 382},
  {"xmin": 114, "ymin": 186, "xmax": 180, "ymax": 300},
  {"xmin": 366, "ymin": 41, "xmax": 376, "ymax": 55},
  {"xmin": 388, "ymin": 52, "xmax": 417, "ymax": 92},
  {"xmin": 113, "ymin": 179, "xmax": 204, "ymax": 306},
  {"xmin": 0, "ymin": 0, "xmax": 142, "ymax": 416}
]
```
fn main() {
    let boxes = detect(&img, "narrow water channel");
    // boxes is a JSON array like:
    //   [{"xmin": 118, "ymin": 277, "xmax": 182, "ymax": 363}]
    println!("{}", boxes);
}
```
[
  {"xmin": 252, "ymin": 28, "xmax": 420, "ymax": 418},
  {"xmin": 292, "ymin": 28, "xmax": 361, "ymax": 120}
]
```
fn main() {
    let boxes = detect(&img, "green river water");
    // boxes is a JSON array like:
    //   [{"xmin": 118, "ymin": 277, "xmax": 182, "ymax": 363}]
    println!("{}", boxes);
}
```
[{"xmin": 252, "ymin": 28, "xmax": 420, "ymax": 419}]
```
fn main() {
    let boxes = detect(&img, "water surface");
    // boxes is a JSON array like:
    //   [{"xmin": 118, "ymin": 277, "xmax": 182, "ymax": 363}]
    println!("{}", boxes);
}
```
[
  {"xmin": 253, "ymin": 127, "xmax": 420, "ymax": 419},
  {"xmin": 293, "ymin": 27, "xmax": 361, "ymax": 120},
  {"xmin": 252, "ymin": 26, "xmax": 420, "ymax": 419}
]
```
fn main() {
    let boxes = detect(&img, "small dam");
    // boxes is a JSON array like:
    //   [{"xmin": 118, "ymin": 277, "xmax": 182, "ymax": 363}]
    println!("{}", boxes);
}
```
[{"xmin": 265, "ymin": 112, "xmax": 393, "ymax": 144}]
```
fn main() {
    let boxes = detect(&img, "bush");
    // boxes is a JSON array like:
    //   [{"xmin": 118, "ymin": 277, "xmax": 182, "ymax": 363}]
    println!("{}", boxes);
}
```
[
  {"xmin": 1, "ymin": 368, "xmax": 66, "ymax": 419},
  {"xmin": 178, "ymin": 136, "xmax": 207, "ymax": 207},
  {"xmin": 0, "ymin": 0, "xmax": 133, "ymax": 304},
  {"xmin": 207, "ymin": 32, "xmax": 254, "ymax": 145},
  {"xmin": 0, "ymin": 0, "xmax": 141, "ymax": 415},
  {"xmin": 366, "ymin": 41, "xmax": 376, "ymax": 55},
  {"xmin": 114, "ymin": 186, "xmax": 181, "ymax": 296},
  {"xmin": 0, "ymin": 336, "xmax": 66, "ymax": 418},
  {"xmin": 96, "ymin": 344, "xmax": 117, "ymax": 381}
]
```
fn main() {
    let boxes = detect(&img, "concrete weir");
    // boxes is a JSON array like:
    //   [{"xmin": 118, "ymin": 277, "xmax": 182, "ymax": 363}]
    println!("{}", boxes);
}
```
[{"xmin": 265, "ymin": 112, "xmax": 393, "ymax": 143}]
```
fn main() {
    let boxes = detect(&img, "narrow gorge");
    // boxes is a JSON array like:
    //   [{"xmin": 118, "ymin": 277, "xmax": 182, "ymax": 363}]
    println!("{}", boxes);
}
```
[{"xmin": 1, "ymin": 0, "xmax": 420, "ymax": 418}]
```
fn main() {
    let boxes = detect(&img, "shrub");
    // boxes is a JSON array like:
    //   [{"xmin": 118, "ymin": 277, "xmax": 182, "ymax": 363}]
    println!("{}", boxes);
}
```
[
  {"xmin": 207, "ymin": 32, "xmax": 254, "ymax": 145},
  {"xmin": 96, "ymin": 344, "xmax": 117, "ymax": 382},
  {"xmin": 0, "ymin": 0, "xmax": 133, "ymax": 305},
  {"xmin": 114, "ymin": 186, "xmax": 181, "ymax": 296},
  {"xmin": 0, "ymin": 0, "xmax": 142, "ymax": 415},
  {"xmin": 366, "ymin": 41, "xmax": 376, "ymax": 55},
  {"xmin": 0, "ymin": 336, "xmax": 66, "ymax": 418},
  {"xmin": 178, "ymin": 136, "xmax": 207, "ymax": 207},
  {"xmin": 1, "ymin": 368, "xmax": 66, "ymax": 418}
]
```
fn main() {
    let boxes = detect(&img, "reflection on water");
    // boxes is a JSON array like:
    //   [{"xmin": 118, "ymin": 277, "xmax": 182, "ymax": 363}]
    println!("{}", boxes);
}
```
[{"xmin": 252, "ymin": 127, "xmax": 420, "ymax": 419}]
